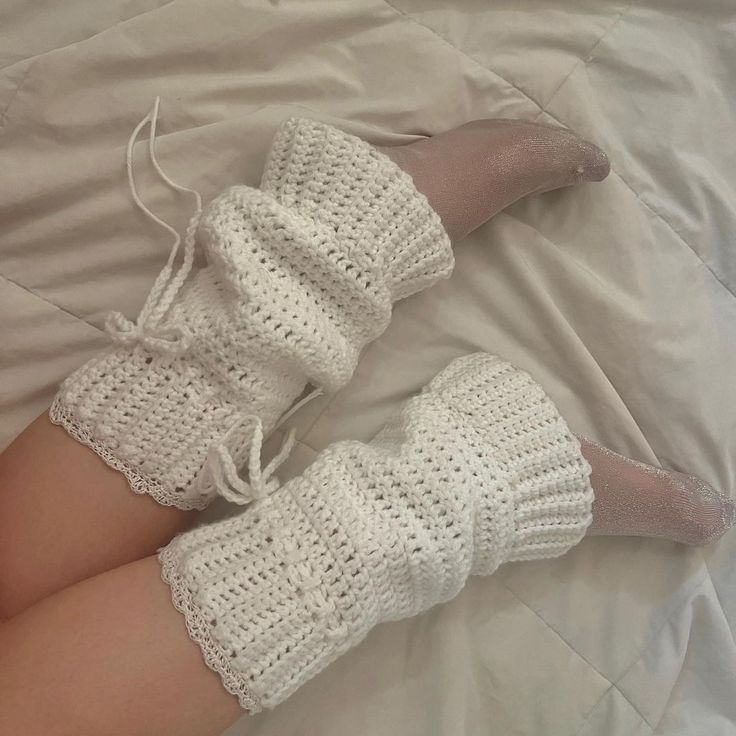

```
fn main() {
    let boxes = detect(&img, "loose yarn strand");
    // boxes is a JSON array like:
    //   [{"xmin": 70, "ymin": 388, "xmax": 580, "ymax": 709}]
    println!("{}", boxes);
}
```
[
  {"xmin": 107, "ymin": 97, "xmax": 202, "ymax": 349},
  {"xmin": 209, "ymin": 388, "xmax": 323, "ymax": 505}
]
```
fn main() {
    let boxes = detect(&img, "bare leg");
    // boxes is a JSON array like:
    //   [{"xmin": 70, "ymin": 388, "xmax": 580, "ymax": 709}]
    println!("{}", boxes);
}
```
[
  {"xmin": 0, "ymin": 556, "xmax": 242, "ymax": 736},
  {"xmin": 0, "ymin": 119, "xmax": 611, "ymax": 618},
  {"xmin": 0, "ymin": 415, "xmax": 195, "ymax": 618}
]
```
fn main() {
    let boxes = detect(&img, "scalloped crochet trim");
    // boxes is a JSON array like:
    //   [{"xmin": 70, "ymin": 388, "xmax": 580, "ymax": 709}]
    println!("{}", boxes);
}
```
[
  {"xmin": 158, "ymin": 544, "xmax": 263, "ymax": 714},
  {"xmin": 48, "ymin": 397, "xmax": 209, "ymax": 511}
]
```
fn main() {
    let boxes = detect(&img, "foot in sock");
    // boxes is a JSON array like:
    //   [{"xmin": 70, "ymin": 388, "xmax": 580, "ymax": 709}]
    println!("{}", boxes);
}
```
[
  {"xmin": 379, "ymin": 119, "xmax": 610, "ymax": 240},
  {"xmin": 580, "ymin": 437, "xmax": 736, "ymax": 545}
]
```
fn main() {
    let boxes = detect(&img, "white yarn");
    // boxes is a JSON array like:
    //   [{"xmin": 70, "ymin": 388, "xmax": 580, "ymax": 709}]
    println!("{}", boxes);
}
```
[
  {"xmin": 49, "ymin": 108, "xmax": 453, "ymax": 510},
  {"xmin": 107, "ymin": 96, "xmax": 201, "ymax": 354},
  {"xmin": 159, "ymin": 353, "xmax": 594, "ymax": 712}
]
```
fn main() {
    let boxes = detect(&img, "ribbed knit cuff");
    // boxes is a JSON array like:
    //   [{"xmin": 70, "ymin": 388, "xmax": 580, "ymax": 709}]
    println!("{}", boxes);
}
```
[
  {"xmin": 425, "ymin": 353, "xmax": 594, "ymax": 568},
  {"xmin": 262, "ymin": 117, "xmax": 454, "ymax": 303}
]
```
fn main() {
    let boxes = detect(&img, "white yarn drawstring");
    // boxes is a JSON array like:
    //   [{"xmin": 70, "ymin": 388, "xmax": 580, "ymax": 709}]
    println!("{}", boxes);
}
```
[
  {"xmin": 275, "ymin": 386, "xmax": 324, "ymax": 429},
  {"xmin": 106, "ymin": 97, "xmax": 202, "ymax": 354},
  {"xmin": 208, "ymin": 387, "xmax": 324, "ymax": 505}
]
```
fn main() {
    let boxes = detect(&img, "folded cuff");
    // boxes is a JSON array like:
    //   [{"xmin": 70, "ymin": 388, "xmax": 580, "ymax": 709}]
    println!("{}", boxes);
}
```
[{"xmin": 262, "ymin": 116, "xmax": 454, "ymax": 303}]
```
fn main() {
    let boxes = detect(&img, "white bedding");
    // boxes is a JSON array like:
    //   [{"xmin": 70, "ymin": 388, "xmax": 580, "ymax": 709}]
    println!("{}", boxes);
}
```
[{"xmin": 2, "ymin": 1, "xmax": 735, "ymax": 733}]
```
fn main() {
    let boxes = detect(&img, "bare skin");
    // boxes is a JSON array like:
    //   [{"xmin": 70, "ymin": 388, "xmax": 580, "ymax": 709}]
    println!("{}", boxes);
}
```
[
  {"xmin": 0, "ymin": 557, "xmax": 242, "ymax": 736},
  {"xmin": 0, "ymin": 413, "xmax": 196, "ymax": 618}
]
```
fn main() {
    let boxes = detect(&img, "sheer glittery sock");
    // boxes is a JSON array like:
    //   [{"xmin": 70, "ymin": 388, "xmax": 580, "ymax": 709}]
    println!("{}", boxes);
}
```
[
  {"xmin": 378, "ymin": 119, "xmax": 610, "ymax": 241},
  {"xmin": 580, "ymin": 437, "xmax": 736, "ymax": 546}
]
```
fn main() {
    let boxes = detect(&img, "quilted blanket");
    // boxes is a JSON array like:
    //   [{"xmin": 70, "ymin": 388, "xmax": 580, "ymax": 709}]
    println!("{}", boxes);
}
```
[{"xmin": 2, "ymin": 1, "xmax": 735, "ymax": 733}]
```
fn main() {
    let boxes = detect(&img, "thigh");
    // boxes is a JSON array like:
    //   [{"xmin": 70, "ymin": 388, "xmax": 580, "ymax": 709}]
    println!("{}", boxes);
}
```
[
  {"xmin": 0, "ymin": 412, "xmax": 194, "ymax": 618},
  {"xmin": 0, "ymin": 555, "xmax": 242, "ymax": 736}
]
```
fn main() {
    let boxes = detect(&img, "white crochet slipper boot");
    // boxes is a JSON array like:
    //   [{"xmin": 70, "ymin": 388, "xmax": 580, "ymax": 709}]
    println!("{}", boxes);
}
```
[
  {"xmin": 159, "ymin": 353, "xmax": 594, "ymax": 712},
  {"xmin": 50, "ymin": 117, "xmax": 452, "ymax": 510}
]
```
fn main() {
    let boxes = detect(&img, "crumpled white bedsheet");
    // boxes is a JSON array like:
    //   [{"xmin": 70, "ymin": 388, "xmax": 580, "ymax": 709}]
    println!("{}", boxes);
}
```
[{"xmin": 2, "ymin": 1, "xmax": 735, "ymax": 733}]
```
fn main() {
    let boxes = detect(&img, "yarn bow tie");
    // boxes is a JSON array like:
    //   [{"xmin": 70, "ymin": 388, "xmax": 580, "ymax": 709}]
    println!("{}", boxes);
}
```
[{"xmin": 207, "ymin": 415, "xmax": 296, "ymax": 505}]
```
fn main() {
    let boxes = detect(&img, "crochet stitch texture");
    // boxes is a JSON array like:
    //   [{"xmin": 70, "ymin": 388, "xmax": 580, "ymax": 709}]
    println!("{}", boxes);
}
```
[
  {"xmin": 49, "ymin": 117, "xmax": 453, "ymax": 510},
  {"xmin": 159, "ymin": 353, "xmax": 594, "ymax": 712}
]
